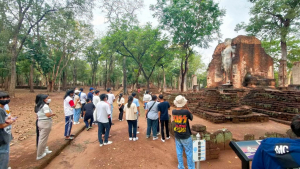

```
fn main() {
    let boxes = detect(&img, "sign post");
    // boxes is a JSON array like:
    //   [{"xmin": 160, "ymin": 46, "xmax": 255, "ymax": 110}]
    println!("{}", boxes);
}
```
[{"xmin": 193, "ymin": 133, "xmax": 206, "ymax": 169}]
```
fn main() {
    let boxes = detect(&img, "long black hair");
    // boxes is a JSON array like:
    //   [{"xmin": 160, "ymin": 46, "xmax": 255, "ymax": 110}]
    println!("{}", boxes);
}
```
[
  {"xmin": 35, "ymin": 94, "xmax": 48, "ymax": 113},
  {"xmin": 127, "ymin": 96, "xmax": 133, "ymax": 108},
  {"xmin": 119, "ymin": 93, "xmax": 123, "ymax": 102},
  {"xmin": 64, "ymin": 89, "xmax": 74, "ymax": 99}
]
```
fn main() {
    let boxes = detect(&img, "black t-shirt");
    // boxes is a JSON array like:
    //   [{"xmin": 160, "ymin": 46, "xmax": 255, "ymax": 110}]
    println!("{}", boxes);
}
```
[
  {"xmin": 157, "ymin": 101, "xmax": 170, "ymax": 120},
  {"xmin": 83, "ymin": 103, "xmax": 95, "ymax": 116},
  {"xmin": 172, "ymin": 109, "xmax": 193, "ymax": 139}
]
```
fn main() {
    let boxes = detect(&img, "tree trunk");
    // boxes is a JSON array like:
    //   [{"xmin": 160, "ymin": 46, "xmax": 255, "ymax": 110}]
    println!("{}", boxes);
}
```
[
  {"xmin": 123, "ymin": 56, "xmax": 128, "ymax": 95},
  {"xmin": 105, "ymin": 59, "xmax": 108, "ymax": 89},
  {"xmin": 4, "ymin": 76, "xmax": 9, "ymax": 91},
  {"xmin": 180, "ymin": 57, "xmax": 188, "ymax": 92},
  {"xmin": 163, "ymin": 66, "xmax": 166, "ymax": 92},
  {"xmin": 62, "ymin": 71, "xmax": 67, "ymax": 91},
  {"xmin": 29, "ymin": 61, "xmax": 34, "ymax": 92},
  {"xmin": 146, "ymin": 79, "xmax": 150, "ymax": 90},
  {"xmin": 279, "ymin": 40, "xmax": 288, "ymax": 87},
  {"xmin": 8, "ymin": 46, "xmax": 17, "ymax": 96}
]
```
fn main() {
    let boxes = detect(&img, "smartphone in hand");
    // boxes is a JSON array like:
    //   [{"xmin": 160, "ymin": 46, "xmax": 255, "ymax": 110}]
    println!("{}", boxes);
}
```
[{"xmin": 12, "ymin": 117, "xmax": 18, "ymax": 121}]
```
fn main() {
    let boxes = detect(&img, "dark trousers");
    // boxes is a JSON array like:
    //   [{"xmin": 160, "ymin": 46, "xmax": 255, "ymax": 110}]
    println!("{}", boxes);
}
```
[
  {"xmin": 157, "ymin": 120, "xmax": 160, "ymax": 133},
  {"xmin": 98, "ymin": 122, "xmax": 110, "ymax": 144},
  {"xmin": 64, "ymin": 115, "xmax": 73, "ymax": 137},
  {"xmin": 160, "ymin": 120, "xmax": 170, "ymax": 140},
  {"xmin": 36, "ymin": 119, "xmax": 39, "ymax": 147},
  {"xmin": 118, "ymin": 105, "xmax": 124, "ymax": 120},
  {"xmin": 127, "ymin": 120, "xmax": 137, "ymax": 138},
  {"xmin": 102, "ymin": 118, "xmax": 112, "ymax": 134},
  {"xmin": 84, "ymin": 114, "xmax": 94, "ymax": 128},
  {"xmin": 81, "ymin": 103, "xmax": 86, "ymax": 117}
]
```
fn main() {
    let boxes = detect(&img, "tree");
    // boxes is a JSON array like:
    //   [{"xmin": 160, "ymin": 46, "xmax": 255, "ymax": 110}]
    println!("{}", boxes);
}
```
[
  {"xmin": 151, "ymin": 0, "xmax": 225, "ymax": 92},
  {"xmin": 85, "ymin": 39, "xmax": 102, "ymax": 86},
  {"xmin": 4, "ymin": 0, "xmax": 93, "ymax": 96},
  {"xmin": 105, "ymin": 24, "xmax": 170, "ymax": 90},
  {"xmin": 235, "ymin": 0, "xmax": 300, "ymax": 87}
]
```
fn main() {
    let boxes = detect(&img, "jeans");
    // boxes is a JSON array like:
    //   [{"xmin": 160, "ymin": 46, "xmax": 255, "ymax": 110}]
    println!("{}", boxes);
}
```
[
  {"xmin": 161, "ymin": 120, "xmax": 170, "ymax": 140},
  {"xmin": 84, "ymin": 114, "xmax": 94, "ymax": 128},
  {"xmin": 175, "ymin": 137, "xmax": 194, "ymax": 169},
  {"xmin": 0, "ymin": 143, "xmax": 9, "ymax": 169},
  {"xmin": 74, "ymin": 108, "xmax": 81, "ymax": 122},
  {"xmin": 146, "ymin": 118, "xmax": 158, "ymax": 137},
  {"xmin": 127, "ymin": 120, "xmax": 137, "ymax": 138},
  {"xmin": 98, "ymin": 122, "xmax": 110, "ymax": 144},
  {"xmin": 64, "ymin": 115, "xmax": 73, "ymax": 137},
  {"xmin": 110, "ymin": 104, "xmax": 114, "ymax": 120},
  {"xmin": 118, "ymin": 105, "xmax": 124, "ymax": 120}
]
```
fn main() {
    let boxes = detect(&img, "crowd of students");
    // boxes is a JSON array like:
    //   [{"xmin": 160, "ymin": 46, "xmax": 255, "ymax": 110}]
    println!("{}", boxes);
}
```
[{"xmin": 0, "ymin": 87, "xmax": 300, "ymax": 169}]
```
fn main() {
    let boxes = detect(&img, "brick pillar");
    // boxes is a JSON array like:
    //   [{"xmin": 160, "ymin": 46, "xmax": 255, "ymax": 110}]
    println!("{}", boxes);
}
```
[{"xmin": 279, "ymin": 59, "xmax": 288, "ymax": 87}]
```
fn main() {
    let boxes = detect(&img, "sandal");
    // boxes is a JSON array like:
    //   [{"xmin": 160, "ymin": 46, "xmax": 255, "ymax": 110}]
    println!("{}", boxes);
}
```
[{"xmin": 65, "ymin": 136, "xmax": 74, "ymax": 140}]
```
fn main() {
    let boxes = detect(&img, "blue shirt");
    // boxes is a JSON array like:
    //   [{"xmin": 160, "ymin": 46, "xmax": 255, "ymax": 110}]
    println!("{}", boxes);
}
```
[
  {"xmin": 252, "ymin": 138, "xmax": 300, "ymax": 169},
  {"xmin": 133, "ymin": 98, "xmax": 140, "ymax": 114},
  {"xmin": 87, "ymin": 92, "xmax": 93, "ymax": 101},
  {"xmin": 157, "ymin": 101, "xmax": 170, "ymax": 120}
]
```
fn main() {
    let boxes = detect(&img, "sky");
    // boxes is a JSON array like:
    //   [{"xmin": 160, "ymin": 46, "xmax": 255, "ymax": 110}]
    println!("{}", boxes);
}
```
[{"xmin": 92, "ymin": 0, "xmax": 253, "ymax": 66}]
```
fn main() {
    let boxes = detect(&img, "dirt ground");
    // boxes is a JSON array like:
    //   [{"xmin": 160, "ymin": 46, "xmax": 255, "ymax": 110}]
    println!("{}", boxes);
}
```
[{"xmin": 6, "ymin": 88, "xmax": 290, "ymax": 169}]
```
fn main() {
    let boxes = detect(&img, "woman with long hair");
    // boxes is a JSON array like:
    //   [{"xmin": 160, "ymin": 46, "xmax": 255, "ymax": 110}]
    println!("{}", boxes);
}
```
[
  {"xmin": 124, "ymin": 96, "xmax": 138, "ymax": 141},
  {"xmin": 117, "ymin": 94, "xmax": 125, "ymax": 121},
  {"xmin": 64, "ymin": 90, "xmax": 75, "ymax": 140},
  {"xmin": 35, "ymin": 94, "xmax": 55, "ymax": 160}
]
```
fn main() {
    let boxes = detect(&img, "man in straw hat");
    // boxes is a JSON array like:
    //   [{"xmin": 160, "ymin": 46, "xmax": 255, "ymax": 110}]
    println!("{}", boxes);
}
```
[{"xmin": 172, "ymin": 95, "xmax": 194, "ymax": 169}]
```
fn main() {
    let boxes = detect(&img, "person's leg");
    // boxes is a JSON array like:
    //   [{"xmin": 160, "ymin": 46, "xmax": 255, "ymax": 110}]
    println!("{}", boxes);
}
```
[
  {"xmin": 76, "ymin": 108, "xmax": 81, "ymax": 122},
  {"xmin": 133, "ymin": 120, "xmax": 137, "ymax": 138},
  {"xmin": 157, "ymin": 120, "xmax": 160, "ymax": 133},
  {"xmin": 161, "ymin": 120, "xmax": 165, "ymax": 140},
  {"xmin": 98, "ymin": 122, "xmax": 104, "ymax": 144},
  {"xmin": 84, "ymin": 115, "xmax": 89, "ymax": 128},
  {"xmin": 104, "ymin": 123, "xmax": 111, "ymax": 143},
  {"xmin": 81, "ymin": 103, "xmax": 85, "ymax": 118},
  {"xmin": 0, "ymin": 143, "xmax": 9, "ymax": 169},
  {"xmin": 36, "ymin": 119, "xmax": 39, "ymax": 147},
  {"xmin": 118, "ymin": 107, "xmax": 122, "ymax": 120},
  {"xmin": 90, "ymin": 115, "xmax": 94, "ymax": 127},
  {"xmin": 69, "ymin": 115, "xmax": 73, "ymax": 134},
  {"xmin": 182, "ymin": 137, "xmax": 195, "ymax": 169},
  {"xmin": 109, "ymin": 117, "xmax": 112, "ymax": 127},
  {"xmin": 153, "ymin": 119, "xmax": 158, "ymax": 137},
  {"xmin": 165, "ymin": 120, "xmax": 170, "ymax": 138},
  {"xmin": 64, "ymin": 116, "xmax": 70, "ymax": 137},
  {"xmin": 110, "ymin": 104, "xmax": 113, "ymax": 120},
  {"xmin": 175, "ymin": 138, "xmax": 185, "ymax": 169},
  {"xmin": 146, "ymin": 118, "xmax": 151, "ymax": 137},
  {"xmin": 127, "ymin": 120, "xmax": 132, "ymax": 138},
  {"xmin": 37, "ymin": 120, "xmax": 52, "ymax": 157}
]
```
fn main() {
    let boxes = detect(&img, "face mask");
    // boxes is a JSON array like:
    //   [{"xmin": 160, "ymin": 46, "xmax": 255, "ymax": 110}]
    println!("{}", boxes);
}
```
[
  {"xmin": 0, "ymin": 100, "xmax": 7, "ymax": 106},
  {"xmin": 47, "ymin": 99, "xmax": 51, "ymax": 104},
  {"xmin": 5, "ymin": 100, "xmax": 10, "ymax": 105}
]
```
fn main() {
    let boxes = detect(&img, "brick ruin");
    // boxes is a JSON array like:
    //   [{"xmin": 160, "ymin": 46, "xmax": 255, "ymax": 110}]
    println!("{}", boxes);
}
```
[{"xmin": 207, "ymin": 35, "xmax": 275, "ymax": 88}]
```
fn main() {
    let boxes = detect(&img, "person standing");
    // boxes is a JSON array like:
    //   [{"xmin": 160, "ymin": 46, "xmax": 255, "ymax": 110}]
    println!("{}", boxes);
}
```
[
  {"xmin": 83, "ymin": 99, "xmax": 95, "ymax": 131},
  {"xmin": 106, "ymin": 88, "xmax": 115, "ymax": 122},
  {"xmin": 172, "ymin": 95, "xmax": 194, "ymax": 169},
  {"xmin": 132, "ymin": 93, "xmax": 140, "ymax": 133},
  {"xmin": 87, "ymin": 87, "xmax": 94, "ymax": 101},
  {"xmin": 35, "ymin": 94, "xmax": 56, "ymax": 160},
  {"xmin": 0, "ymin": 91, "xmax": 16, "ymax": 169},
  {"xmin": 124, "ymin": 96, "xmax": 138, "ymax": 141},
  {"xmin": 117, "ymin": 94, "xmax": 125, "ymax": 121},
  {"xmin": 96, "ymin": 94, "xmax": 112, "ymax": 146},
  {"xmin": 92, "ymin": 90, "xmax": 100, "ymax": 106},
  {"xmin": 145, "ymin": 95, "xmax": 159, "ymax": 140},
  {"xmin": 64, "ymin": 90, "xmax": 75, "ymax": 140},
  {"xmin": 143, "ymin": 90, "xmax": 151, "ymax": 109},
  {"xmin": 73, "ymin": 90, "xmax": 82, "ymax": 124},
  {"xmin": 157, "ymin": 94, "xmax": 170, "ymax": 142},
  {"xmin": 79, "ymin": 88, "xmax": 87, "ymax": 119}
]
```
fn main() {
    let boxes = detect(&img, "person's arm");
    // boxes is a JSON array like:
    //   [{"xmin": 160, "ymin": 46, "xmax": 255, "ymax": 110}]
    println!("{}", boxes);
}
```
[
  {"xmin": 134, "ymin": 104, "xmax": 138, "ymax": 114},
  {"xmin": 145, "ymin": 104, "xmax": 149, "ymax": 119},
  {"xmin": 251, "ymin": 144, "xmax": 264, "ymax": 169},
  {"xmin": 0, "ymin": 115, "xmax": 15, "ymax": 128},
  {"xmin": 44, "ymin": 106, "xmax": 56, "ymax": 117},
  {"xmin": 106, "ymin": 104, "xmax": 111, "ymax": 115}
]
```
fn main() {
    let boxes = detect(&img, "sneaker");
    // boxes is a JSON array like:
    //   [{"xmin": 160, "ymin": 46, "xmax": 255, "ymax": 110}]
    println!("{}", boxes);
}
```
[
  {"xmin": 129, "ymin": 137, "xmax": 133, "ymax": 141},
  {"xmin": 89, "ymin": 126, "xmax": 93, "ymax": 129},
  {"xmin": 36, "ymin": 152, "xmax": 47, "ymax": 160},
  {"xmin": 133, "ymin": 137, "xmax": 138, "ymax": 141},
  {"xmin": 146, "ymin": 135, "xmax": 150, "ymax": 138},
  {"xmin": 73, "ymin": 122, "xmax": 77, "ymax": 125},
  {"xmin": 157, "ymin": 132, "xmax": 161, "ymax": 136},
  {"xmin": 166, "ymin": 136, "xmax": 171, "ymax": 140},
  {"xmin": 86, "ymin": 128, "xmax": 90, "ymax": 131},
  {"xmin": 153, "ymin": 137, "xmax": 158, "ymax": 140},
  {"xmin": 45, "ymin": 147, "xmax": 52, "ymax": 154},
  {"xmin": 76, "ymin": 122, "xmax": 80, "ymax": 124},
  {"xmin": 137, "ymin": 131, "xmax": 140, "ymax": 134},
  {"xmin": 161, "ymin": 138, "xmax": 165, "ymax": 142},
  {"xmin": 100, "ymin": 144, "xmax": 103, "ymax": 147},
  {"xmin": 104, "ymin": 141, "xmax": 113, "ymax": 145}
]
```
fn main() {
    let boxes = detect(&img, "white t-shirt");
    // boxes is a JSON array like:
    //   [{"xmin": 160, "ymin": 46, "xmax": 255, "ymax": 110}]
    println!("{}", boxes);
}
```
[
  {"xmin": 80, "ymin": 92, "xmax": 87, "ymax": 104},
  {"xmin": 96, "ymin": 101, "xmax": 111, "ymax": 123},
  {"xmin": 124, "ymin": 103, "xmax": 137, "ymax": 120},
  {"xmin": 117, "ymin": 97, "xmax": 125, "ymax": 105},
  {"xmin": 37, "ymin": 104, "xmax": 52, "ymax": 120},
  {"xmin": 64, "ymin": 96, "xmax": 74, "ymax": 116},
  {"xmin": 143, "ymin": 94, "xmax": 151, "ymax": 102},
  {"xmin": 107, "ymin": 93, "xmax": 115, "ymax": 105},
  {"xmin": 93, "ymin": 95, "xmax": 100, "ymax": 106}
]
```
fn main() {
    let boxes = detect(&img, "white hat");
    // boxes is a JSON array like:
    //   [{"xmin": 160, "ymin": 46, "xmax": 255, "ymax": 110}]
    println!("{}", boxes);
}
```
[
  {"xmin": 174, "ymin": 95, "xmax": 188, "ymax": 108},
  {"xmin": 75, "ymin": 90, "xmax": 80, "ymax": 94}
]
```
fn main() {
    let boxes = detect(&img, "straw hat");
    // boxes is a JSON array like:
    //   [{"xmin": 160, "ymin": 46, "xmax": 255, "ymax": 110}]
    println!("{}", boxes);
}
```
[{"xmin": 174, "ymin": 95, "xmax": 188, "ymax": 108}]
